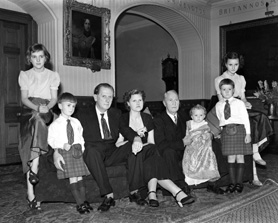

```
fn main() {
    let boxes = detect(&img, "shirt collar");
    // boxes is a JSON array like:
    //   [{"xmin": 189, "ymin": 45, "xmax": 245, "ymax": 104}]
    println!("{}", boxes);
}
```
[
  {"xmin": 224, "ymin": 97, "xmax": 235, "ymax": 103},
  {"xmin": 59, "ymin": 114, "xmax": 72, "ymax": 121},
  {"xmin": 95, "ymin": 105, "xmax": 108, "ymax": 117},
  {"xmin": 166, "ymin": 110, "xmax": 177, "ymax": 122}
]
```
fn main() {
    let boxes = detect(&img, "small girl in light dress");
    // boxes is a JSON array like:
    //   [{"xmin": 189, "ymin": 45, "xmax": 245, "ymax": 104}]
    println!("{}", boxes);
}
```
[{"xmin": 182, "ymin": 104, "xmax": 220, "ymax": 185}]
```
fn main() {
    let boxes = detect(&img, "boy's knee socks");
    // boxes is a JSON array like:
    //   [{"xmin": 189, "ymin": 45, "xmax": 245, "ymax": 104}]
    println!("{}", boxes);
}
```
[
  {"xmin": 236, "ymin": 163, "xmax": 245, "ymax": 185},
  {"xmin": 228, "ymin": 163, "xmax": 236, "ymax": 184},
  {"xmin": 70, "ymin": 182, "xmax": 83, "ymax": 205},
  {"xmin": 77, "ymin": 180, "xmax": 86, "ymax": 202}
]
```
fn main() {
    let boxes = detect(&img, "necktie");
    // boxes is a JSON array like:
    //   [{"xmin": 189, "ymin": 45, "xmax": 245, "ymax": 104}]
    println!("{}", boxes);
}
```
[
  {"xmin": 174, "ymin": 115, "xmax": 177, "ymax": 124},
  {"xmin": 67, "ymin": 119, "xmax": 74, "ymax": 145},
  {"xmin": 101, "ymin": 114, "xmax": 111, "ymax": 139},
  {"xmin": 224, "ymin": 100, "xmax": 231, "ymax": 120}
]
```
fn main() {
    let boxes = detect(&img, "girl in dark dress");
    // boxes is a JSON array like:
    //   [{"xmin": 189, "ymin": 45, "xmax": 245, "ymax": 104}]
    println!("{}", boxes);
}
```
[{"xmin": 119, "ymin": 89, "xmax": 195, "ymax": 207}]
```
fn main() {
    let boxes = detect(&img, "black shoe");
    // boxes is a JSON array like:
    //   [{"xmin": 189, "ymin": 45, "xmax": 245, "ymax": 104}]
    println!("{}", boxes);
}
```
[
  {"xmin": 129, "ymin": 191, "xmax": 148, "ymax": 206},
  {"xmin": 147, "ymin": 191, "xmax": 159, "ymax": 207},
  {"xmin": 174, "ymin": 190, "xmax": 195, "ymax": 207},
  {"xmin": 225, "ymin": 183, "xmax": 236, "ymax": 193},
  {"xmin": 207, "ymin": 184, "xmax": 226, "ymax": 195},
  {"xmin": 235, "ymin": 183, "xmax": 244, "ymax": 193},
  {"xmin": 84, "ymin": 201, "xmax": 93, "ymax": 210},
  {"xmin": 76, "ymin": 203, "xmax": 89, "ymax": 214},
  {"xmin": 97, "ymin": 196, "xmax": 115, "ymax": 212},
  {"xmin": 176, "ymin": 180, "xmax": 192, "ymax": 195},
  {"xmin": 26, "ymin": 196, "xmax": 41, "ymax": 210},
  {"xmin": 27, "ymin": 161, "xmax": 39, "ymax": 185}
]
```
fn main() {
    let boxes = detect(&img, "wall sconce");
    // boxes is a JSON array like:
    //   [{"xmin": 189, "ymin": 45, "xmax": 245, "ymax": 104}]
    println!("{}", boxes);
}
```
[{"xmin": 265, "ymin": 2, "xmax": 274, "ymax": 17}]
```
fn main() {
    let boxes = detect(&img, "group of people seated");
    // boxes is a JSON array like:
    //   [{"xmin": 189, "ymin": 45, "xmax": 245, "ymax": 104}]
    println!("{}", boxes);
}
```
[{"xmin": 18, "ymin": 44, "xmax": 272, "ymax": 214}]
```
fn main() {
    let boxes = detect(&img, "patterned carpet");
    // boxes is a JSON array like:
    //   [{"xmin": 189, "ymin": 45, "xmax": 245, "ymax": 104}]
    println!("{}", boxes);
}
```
[
  {"xmin": 180, "ymin": 179, "xmax": 278, "ymax": 223},
  {"xmin": 1, "ymin": 150, "xmax": 278, "ymax": 223}
]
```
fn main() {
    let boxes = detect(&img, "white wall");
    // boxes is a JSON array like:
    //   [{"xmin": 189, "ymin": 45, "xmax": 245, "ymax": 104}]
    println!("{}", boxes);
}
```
[{"xmin": 0, "ymin": 0, "xmax": 26, "ymax": 12}]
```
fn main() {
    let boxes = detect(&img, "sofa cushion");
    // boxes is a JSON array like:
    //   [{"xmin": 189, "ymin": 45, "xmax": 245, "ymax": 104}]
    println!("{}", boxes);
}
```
[
  {"xmin": 36, "ymin": 153, "xmax": 129, "ymax": 203},
  {"xmin": 206, "ymin": 106, "xmax": 221, "ymax": 138}
]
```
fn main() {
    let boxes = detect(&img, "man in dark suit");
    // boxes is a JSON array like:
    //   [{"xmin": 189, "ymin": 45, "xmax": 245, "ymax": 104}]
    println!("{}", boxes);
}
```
[
  {"xmin": 53, "ymin": 83, "xmax": 146, "ymax": 212},
  {"xmin": 154, "ymin": 90, "xmax": 228, "ymax": 194}
]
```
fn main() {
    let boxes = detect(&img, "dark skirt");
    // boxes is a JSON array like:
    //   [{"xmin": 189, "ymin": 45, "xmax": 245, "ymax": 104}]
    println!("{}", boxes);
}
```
[
  {"xmin": 248, "ymin": 109, "xmax": 273, "ymax": 151},
  {"xmin": 18, "ymin": 98, "xmax": 53, "ymax": 173},
  {"xmin": 128, "ymin": 144, "xmax": 171, "ymax": 190},
  {"xmin": 221, "ymin": 124, "xmax": 252, "ymax": 156},
  {"xmin": 57, "ymin": 148, "xmax": 90, "ymax": 179}
]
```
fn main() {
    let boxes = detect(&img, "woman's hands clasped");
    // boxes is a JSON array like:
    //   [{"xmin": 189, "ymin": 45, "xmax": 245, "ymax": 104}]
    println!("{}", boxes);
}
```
[
  {"xmin": 132, "ymin": 136, "xmax": 143, "ymax": 155},
  {"xmin": 38, "ymin": 104, "xmax": 50, "ymax": 113},
  {"xmin": 137, "ymin": 127, "xmax": 147, "ymax": 138}
]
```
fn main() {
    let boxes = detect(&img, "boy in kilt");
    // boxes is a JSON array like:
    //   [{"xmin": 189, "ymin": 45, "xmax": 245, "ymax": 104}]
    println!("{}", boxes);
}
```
[
  {"xmin": 48, "ymin": 93, "xmax": 91, "ymax": 214},
  {"xmin": 215, "ymin": 79, "xmax": 252, "ymax": 194}
]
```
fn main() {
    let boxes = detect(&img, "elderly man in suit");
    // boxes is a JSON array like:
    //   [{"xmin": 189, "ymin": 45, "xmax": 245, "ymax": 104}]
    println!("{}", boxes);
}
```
[
  {"xmin": 53, "ymin": 83, "xmax": 147, "ymax": 212},
  {"xmin": 154, "ymin": 90, "xmax": 228, "ymax": 194}
]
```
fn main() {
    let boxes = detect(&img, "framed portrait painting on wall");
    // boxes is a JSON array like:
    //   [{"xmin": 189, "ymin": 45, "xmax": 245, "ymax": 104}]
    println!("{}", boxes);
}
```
[{"xmin": 63, "ymin": 0, "xmax": 111, "ymax": 72}]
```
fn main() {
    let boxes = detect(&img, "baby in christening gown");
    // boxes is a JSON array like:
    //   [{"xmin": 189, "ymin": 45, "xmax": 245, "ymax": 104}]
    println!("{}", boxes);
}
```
[{"xmin": 182, "ymin": 104, "xmax": 220, "ymax": 186}]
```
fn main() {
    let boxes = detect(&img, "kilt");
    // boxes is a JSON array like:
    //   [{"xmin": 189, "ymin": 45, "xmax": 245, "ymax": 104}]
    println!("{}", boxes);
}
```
[
  {"xmin": 57, "ymin": 148, "xmax": 90, "ymax": 179},
  {"xmin": 220, "ymin": 124, "xmax": 252, "ymax": 156}
]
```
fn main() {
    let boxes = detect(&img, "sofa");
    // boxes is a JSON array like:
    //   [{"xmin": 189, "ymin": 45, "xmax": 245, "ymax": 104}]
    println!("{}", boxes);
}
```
[
  {"xmin": 36, "ymin": 97, "xmax": 253, "ymax": 203},
  {"xmin": 36, "ymin": 97, "xmax": 129, "ymax": 203}
]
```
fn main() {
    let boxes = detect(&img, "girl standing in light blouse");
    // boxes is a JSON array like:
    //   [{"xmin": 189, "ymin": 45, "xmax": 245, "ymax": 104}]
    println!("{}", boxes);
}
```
[
  {"xmin": 18, "ymin": 43, "xmax": 60, "ymax": 210},
  {"xmin": 214, "ymin": 52, "xmax": 272, "ymax": 186},
  {"xmin": 214, "ymin": 52, "xmax": 251, "ymax": 108}
]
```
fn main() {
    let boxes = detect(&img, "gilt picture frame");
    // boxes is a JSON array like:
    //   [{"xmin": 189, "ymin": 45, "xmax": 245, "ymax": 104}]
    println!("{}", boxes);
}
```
[
  {"xmin": 63, "ymin": 0, "xmax": 111, "ymax": 72},
  {"xmin": 220, "ymin": 15, "xmax": 278, "ymax": 94}
]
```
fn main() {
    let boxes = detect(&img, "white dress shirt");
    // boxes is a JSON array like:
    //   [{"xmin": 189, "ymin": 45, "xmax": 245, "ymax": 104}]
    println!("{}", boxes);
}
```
[
  {"xmin": 166, "ymin": 110, "xmax": 177, "ymax": 124},
  {"xmin": 48, "ymin": 115, "xmax": 85, "ymax": 151},
  {"xmin": 95, "ymin": 105, "xmax": 111, "ymax": 139},
  {"xmin": 215, "ymin": 97, "xmax": 250, "ymax": 134}
]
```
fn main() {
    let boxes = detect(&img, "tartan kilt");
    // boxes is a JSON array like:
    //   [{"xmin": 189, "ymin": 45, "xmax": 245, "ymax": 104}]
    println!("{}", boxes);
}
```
[
  {"xmin": 220, "ymin": 124, "xmax": 252, "ymax": 156},
  {"xmin": 57, "ymin": 148, "xmax": 90, "ymax": 179}
]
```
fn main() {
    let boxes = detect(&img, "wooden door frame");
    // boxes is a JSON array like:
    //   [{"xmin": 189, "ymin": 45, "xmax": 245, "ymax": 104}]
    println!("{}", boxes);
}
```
[{"xmin": 0, "ymin": 8, "xmax": 37, "ymax": 164}]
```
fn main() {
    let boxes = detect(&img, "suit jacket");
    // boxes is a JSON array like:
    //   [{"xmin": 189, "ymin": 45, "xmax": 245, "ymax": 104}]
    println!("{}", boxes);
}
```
[
  {"xmin": 154, "ymin": 110, "xmax": 190, "ymax": 154},
  {"xmin": 74, "ymin": 105, "xmax": 121, "ymax": 145}
]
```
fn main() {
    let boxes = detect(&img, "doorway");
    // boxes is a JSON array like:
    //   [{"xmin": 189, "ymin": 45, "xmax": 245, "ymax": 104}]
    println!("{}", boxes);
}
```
[
  {"xmin": 115, "ymin": 4, "xmax": 204, "ymax": 100},
  {"xmin": 0, "ymin": 9, "xmax": 37, "ymax": 164},
  {"xmin": 115, "ymin": 12, "xmax": 178, "ymax": 102}
]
